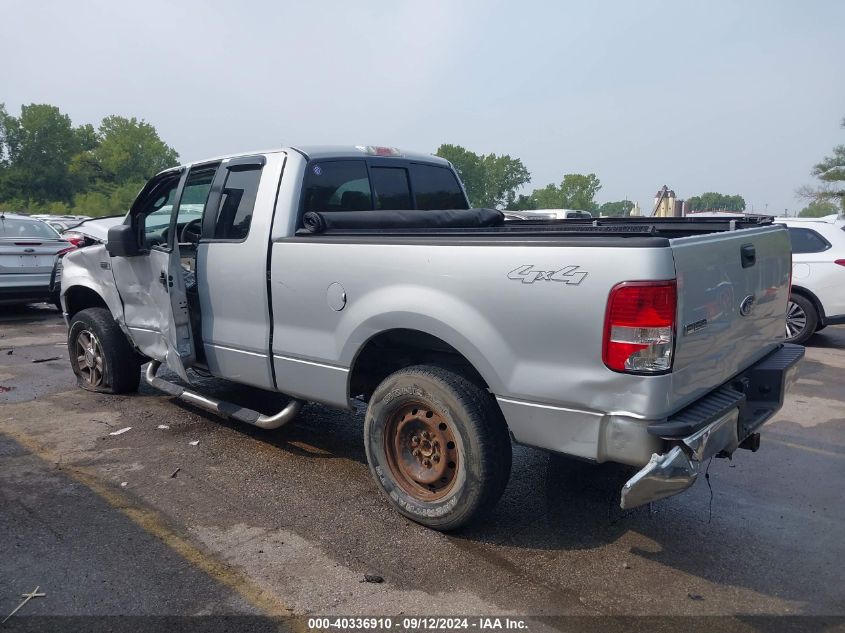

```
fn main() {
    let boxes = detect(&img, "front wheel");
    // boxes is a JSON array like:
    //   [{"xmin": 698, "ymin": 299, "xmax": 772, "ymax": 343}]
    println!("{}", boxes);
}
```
[
  {"xmin": 785, "ymin": 294, "xmax": 818, "ymax": 345},
  {"xmin": 68, "ymin": 308, "xmax": 141, "ymax": 393},
  {"xmin": 364, "ymin": 365, "xmax": 512, "ymax": 531}
]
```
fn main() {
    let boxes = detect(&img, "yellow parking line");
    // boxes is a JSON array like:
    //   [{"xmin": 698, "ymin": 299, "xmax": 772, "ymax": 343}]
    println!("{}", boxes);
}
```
[
  {"xmin": 767, "ymin": 437, "xmax": 845, "ymax": 459},
  {"xmin": 2, "ymin": 429, "xmax": 303, "ymax": 630}
]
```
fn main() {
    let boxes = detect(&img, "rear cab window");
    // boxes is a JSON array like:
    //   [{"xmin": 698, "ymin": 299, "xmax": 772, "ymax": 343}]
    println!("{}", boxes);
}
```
[{"xmin": 301, "ymin": 158, "xmax": 468, "ymax": 223}]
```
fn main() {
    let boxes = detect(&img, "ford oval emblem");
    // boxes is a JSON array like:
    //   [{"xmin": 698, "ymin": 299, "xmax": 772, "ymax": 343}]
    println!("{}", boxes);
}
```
[{"xmin": 739, "ymin": 295, "xmax": 755, "ymax": 317}]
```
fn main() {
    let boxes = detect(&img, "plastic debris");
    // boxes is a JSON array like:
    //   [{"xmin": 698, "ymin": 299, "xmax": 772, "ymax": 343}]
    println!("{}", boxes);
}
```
[
  {"xmin": 120, "ymin": 482, "xmax": 128, "ymax": 488},
  {"xmin": 109, "ymin": 427, "xmax": 132, "ymax": 436},
  {"xmin": 31, "ymin": 356, "xmax": 61, "ymax": 363},
  {"xmin": 687, "ymin": 593, "xmax": 704, "ymax": 601},
  {"xmin": 156, "ymin": 424, "xmax": 170, "ymax": 430},
  {"xmin": 170, "ymin": 468, "xmax": 181, "ymax": 478},
  {"xmin": 361, "ymin": 574, "xmax": 384, "ymax": 584},
  {"xmin": 189, "ymin": 440, "xmax": 199, "ymax": 446}
]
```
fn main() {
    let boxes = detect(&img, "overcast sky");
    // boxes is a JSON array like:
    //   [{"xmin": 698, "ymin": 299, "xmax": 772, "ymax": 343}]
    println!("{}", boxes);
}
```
[{"xmin": 3, "ymin": 0, "xmax": 844, "ymax": 213}]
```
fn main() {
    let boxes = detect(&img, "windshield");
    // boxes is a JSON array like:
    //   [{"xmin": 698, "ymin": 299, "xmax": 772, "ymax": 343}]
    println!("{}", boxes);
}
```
[{"xmin": 0, "ymin": 217, "xmax": 61, "ymax": 239}]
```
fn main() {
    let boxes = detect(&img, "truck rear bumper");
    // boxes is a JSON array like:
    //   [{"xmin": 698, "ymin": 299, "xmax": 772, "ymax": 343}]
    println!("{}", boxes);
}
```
[{"xmin": 620, "ymin": 343, "xmax": 804, "ymax": 509}]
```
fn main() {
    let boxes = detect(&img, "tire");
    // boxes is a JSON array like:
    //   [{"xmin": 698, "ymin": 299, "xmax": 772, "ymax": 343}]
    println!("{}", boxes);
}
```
[
  {"xmin": 364, "ymin": 364, "xmax": 512, "ymax": 531},
  {"xmin": 785, "ymin": 293, "xmax": 818, "ymax": 345},
  {"xmin": 68, "ymin": 307, "xmax": 141, "ymax": 394}
]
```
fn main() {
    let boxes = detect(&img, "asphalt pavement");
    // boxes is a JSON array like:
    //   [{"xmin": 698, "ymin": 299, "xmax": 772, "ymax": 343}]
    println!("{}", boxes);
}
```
[{"xmin": 1, "ymin": 303, "xmax": 844, "ymax": 626}]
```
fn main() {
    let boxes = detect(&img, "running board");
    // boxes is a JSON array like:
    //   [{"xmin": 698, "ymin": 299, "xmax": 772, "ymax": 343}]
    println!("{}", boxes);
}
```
[{"xmin": 143, "ymin": 361, "xmax": 303, "ymax": 430}]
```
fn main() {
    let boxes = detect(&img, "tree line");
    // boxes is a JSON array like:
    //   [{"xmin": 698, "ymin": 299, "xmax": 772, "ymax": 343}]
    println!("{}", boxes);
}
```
[
  {"xmin": 1, "ymin": 102, "xmax": 842, "ymax": 219},
  {"xmin": 0, "ymin": 103, "xmax": 178, "ymax": 217}
]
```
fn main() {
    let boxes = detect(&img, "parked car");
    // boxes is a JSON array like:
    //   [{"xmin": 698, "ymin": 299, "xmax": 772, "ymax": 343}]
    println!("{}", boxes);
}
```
[
  {"xmin": 31, "ymin": 214, "xmax": 92, "ymax": 234},
  {"xmin": 1, "ymin": 212, "xmax": 75, "ymax": 308},
  {"xmin": 504, "ymin": 209, "xmax": 593, "ymax": 221},
  {"xmin": 775, "ymin": 215, "xmax": 845, "ymax": 343},
  {"xmin": 60, "ymin": 146, "xmax": 802, "ymax": 530},
  {"xmin": 62, "ymin": 215, "xmax": 125, "ymax": 248}
]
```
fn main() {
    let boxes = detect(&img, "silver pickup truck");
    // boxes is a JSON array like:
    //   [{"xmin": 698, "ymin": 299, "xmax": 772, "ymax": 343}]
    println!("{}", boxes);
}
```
[{"xmin": 59, "ymin": 145, "xmax": 803, "ymax": 530}]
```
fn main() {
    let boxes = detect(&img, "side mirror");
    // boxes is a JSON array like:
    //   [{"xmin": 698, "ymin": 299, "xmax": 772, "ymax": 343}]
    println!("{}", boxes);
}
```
[{"xmin": 106, "ymin": 224, "xmax": 141, "ymax": 257}]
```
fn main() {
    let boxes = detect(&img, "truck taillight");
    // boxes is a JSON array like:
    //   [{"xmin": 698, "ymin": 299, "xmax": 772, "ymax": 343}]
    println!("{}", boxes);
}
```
[{"xmin": 603, "ymin": 280, "xmax": 676, "ymax": 373}]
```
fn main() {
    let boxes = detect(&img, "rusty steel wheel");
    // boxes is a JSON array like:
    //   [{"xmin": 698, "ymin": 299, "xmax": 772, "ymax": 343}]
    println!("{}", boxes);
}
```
[
  {"xmin": 384, "ymin": 402, "xmax": 460, "ymax": 501},
  {"xmin": 365, "ymin": 365, "xmax": 512, "ymax": 531}
]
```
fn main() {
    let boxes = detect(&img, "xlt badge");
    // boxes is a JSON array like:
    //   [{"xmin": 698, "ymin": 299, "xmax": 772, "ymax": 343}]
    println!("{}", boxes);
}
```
[{"xmin": 508, "ymin": 265, "xmax": 588, "ymax": 285}]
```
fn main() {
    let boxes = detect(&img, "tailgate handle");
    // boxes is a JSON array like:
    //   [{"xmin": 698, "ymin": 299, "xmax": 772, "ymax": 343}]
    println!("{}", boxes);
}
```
[{"xmin": 740, "ymin": 243, "xmax": 756, "ymax": 268}]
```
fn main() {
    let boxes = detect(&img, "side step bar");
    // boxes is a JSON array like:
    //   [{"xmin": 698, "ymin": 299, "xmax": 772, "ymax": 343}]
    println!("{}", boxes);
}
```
[{"xmin": 143, "ymin": 361, "xmax": 303, "ymax": 430}]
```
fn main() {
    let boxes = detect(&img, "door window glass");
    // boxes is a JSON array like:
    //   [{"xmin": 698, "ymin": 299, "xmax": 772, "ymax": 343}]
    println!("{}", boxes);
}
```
[
  {"xmin": 177, "ymin": 166, "xmax": 217, "ymax": 241},
  {"xmin": 371, "ymin": 167, "xmax": 412, "ymax": 210},
  {"xmin": 410, "ymin": 164, "xmax": 468, "ymax": 210},
  {"xmin": 303, "ymin": 161, "xmax": 371, "ymax": 213},
  {"xmin": 787, "ymin": 227, "xmax": 830, "ymax": 254},
  {"xmin": 211, "ymin": 166, "xmax": 262, "ymax": 240},
  {"xmin": 137, "ymin": 175, "xmax": 181, "ymax": 249}
]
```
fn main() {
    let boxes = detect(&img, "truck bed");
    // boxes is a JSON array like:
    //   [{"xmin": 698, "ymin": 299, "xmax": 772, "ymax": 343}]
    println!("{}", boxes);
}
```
[{"xmin": 294, "ymin": 210, "xmax": 775, "ymax": 242}]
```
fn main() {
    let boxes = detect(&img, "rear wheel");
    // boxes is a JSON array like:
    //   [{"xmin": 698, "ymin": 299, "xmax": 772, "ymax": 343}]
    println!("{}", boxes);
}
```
[
  {"xmin": 68, "ymin": 308, "xmax": 141, "ymax": 393},
  {"xmin": 364, "ymin": 364, "xmax": 511, "ymax": 531},
  {"xmin": 785, "ymin": 294, "xmax": 818, "ymax": 345}
]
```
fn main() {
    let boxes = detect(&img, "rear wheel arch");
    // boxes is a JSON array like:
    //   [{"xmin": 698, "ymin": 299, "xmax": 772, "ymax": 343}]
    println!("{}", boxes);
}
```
[
  {"xmin": 790, "ymin": 285, "xmax": 825, "ymax": 325},
  {"xmin": 348, "ymin": 328, "xmax": 496, "ymax": 403}
]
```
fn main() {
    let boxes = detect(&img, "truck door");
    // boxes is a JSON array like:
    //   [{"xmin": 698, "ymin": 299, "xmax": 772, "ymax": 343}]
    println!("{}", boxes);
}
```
[
  {"xmin": 110, "ymin": 165, "xmax": 217, "ymax": 381},
  {"xmin": 194, "ymin": 154, "xmax": 278, "ymax": 390}
]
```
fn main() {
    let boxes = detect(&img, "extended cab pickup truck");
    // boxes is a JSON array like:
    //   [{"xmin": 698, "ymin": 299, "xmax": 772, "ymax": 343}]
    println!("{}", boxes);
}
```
[{"xmin": 59, "ymin": 145, "xmax": 803, "ymax": 530}]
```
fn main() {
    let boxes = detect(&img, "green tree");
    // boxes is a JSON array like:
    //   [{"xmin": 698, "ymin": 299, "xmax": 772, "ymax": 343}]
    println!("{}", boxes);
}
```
[
  {"xmin": 598, "ymin": 199, "xmax": 634, "ymax": 217},
  {"xmin": 80, "ymin": 116, "xmax": 179, "ymax": 185},
  {"xmin": 506, "ymin": 194, "xmax": 537, "ymax": 211},
  {"xmin": 798, "ymin": 200, "xmax": 838, "ymax": 218},
  {"xmin": 687, "ymin": 192, "xmax": 746, "ymax": 212},
  {"xmin": 0, "ymin": 103, "xmax": 89, "ymax": 204},
  {"xmin": 435, "ymin": 144, "xmax": 530, "ymax": 208},
  {"xmin": 799, "ymin": 117, "xmax": 845, "ymax": 213},
  {"xmin": 529, "ymin": 173, "xmax": 602, "ymax": 211}
]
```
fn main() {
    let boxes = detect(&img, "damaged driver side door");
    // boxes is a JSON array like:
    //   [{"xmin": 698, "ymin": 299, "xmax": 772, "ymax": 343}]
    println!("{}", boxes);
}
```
[{"xmin": 109, "ymin": 168, "xmax": 197, "ymax": 381}]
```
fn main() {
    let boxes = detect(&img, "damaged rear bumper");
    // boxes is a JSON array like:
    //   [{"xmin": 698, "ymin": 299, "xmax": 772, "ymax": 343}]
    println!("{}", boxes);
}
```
[{"xmin": 620, "ymin": 343, "xmax": 804, "ymax": 510}]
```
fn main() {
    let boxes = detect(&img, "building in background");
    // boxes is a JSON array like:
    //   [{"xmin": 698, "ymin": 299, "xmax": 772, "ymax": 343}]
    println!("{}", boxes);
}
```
[{"xmin": 652, "ymin": 185, "xmax": 687, "ymax": 217}]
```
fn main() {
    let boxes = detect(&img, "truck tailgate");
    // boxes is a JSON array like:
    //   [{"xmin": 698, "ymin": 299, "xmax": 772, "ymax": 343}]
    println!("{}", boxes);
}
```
[{"xmin": 669, "ymin": 225, "xmax": 792, "ymax": 409}]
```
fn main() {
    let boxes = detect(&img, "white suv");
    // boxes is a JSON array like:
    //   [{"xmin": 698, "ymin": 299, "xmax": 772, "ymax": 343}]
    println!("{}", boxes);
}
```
[{"xmin": 776, "ymin": 214, "xmax": 845, "ymax": 343}]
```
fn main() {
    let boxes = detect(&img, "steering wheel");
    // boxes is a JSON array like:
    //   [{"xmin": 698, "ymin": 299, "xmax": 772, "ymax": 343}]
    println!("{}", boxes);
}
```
[{"xmin": 180, "ymin": 218, "xmax": 203, "ymax": 244}]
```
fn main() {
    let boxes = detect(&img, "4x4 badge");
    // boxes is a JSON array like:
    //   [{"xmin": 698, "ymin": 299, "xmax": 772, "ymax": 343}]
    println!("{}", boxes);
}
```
[{"xmin": 508, "ymin": 265, "xmax": 588, "ymax": 285}]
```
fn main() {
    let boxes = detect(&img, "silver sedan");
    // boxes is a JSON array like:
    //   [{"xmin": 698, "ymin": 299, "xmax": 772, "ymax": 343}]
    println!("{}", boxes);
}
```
[{"xmin": 0, "ymin": 212, "xmax": 74, "ymax": 308}]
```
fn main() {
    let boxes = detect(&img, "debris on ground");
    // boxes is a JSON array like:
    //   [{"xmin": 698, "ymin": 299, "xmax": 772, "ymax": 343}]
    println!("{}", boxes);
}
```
[
  {"xmin": 5, "ymin": 350, "xmax": 12, "ymax": 355},
  {"xmin": 120, "ymin": 482, "xmax": 128, "ymax": 488},
  {"xmin": 170, "ymin": 468, "xmax": 181, "ymax": 478},
  {"xmin": 0, "ymin": 385, "xmax": 13, "ymax": 393},
  {"xmin": 361, "ymin": 574, "xmax": 384, "ymax": 584},
  {"xmin": 109, "ymin": 427, "xmax": 132, "ymax": 436},
  {"xmin": 31, "ymin": 356, "xmax": 61, "ymax": 363},
  {"xmin": 687, "ymin": 592, "xmax": 705, "ymax": 601},
  {"xmin": 188, "ymin": 440, "xmax": 199, "ymax": 446},
  {"xmin": 622, "ymin": 562, "xmax": 631, "ymax": 569},
  {"xmin": 156, "ymin": 424, "xmax": 170, "ymax": 430},
  {"xmin": 3, "ymin": 586, "xmax": 46, "ymax": 624}
]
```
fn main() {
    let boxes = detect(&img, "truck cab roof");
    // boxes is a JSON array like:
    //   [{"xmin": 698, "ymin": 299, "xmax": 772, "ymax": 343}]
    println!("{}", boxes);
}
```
[{"xmin": 177, "ymin": 146, "xmax": 450, "ymax": 172}]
